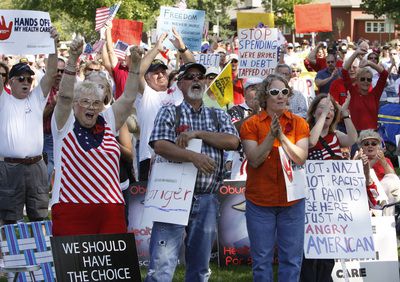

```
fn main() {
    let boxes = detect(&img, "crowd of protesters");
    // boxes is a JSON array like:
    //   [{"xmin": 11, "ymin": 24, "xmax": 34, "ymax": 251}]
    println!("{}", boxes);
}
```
[{"xmin": 1, "ymin": 21, "xmax": 400, "ymax": 281}]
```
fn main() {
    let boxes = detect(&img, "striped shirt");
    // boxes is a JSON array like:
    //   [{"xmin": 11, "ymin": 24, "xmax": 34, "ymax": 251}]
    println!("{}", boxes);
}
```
[
  {"xmin": 149, "ymin": 101, "xmax": 238, "ymax": 193},
  {"xmin": 308, "ymin": 132, "xmax": 343, "ymax": 160},
  {"xmin": 50, "ymin": 107, "xmax": 124, "ymax": 206}
]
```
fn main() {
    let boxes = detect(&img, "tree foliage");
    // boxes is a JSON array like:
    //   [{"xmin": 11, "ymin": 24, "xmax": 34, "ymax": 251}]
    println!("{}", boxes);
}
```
[
  {"xmin": 262, "ymin": 0, "xmax": 311, "ymax": 30},
  {"xmin": 360, "ymin": 0, "xmax": 400, "ymax": 24}
]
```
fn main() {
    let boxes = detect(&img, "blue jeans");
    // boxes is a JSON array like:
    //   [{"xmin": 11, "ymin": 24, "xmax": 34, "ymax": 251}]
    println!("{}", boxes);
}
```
[
  {"xmin": 246, "ymin": 199, "xmax": 305, "ymax": 282},
  {"xmin": 43, "ymin": 133, "xmax": 54, "ymax": 183},
  {"xmin": 145, "ymin": 194, "xmax": 219, "ymax": 282}
]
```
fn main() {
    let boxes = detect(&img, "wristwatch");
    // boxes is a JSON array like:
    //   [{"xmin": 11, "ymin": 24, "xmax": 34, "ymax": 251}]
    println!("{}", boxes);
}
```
[{"xmin": 178, "ymin": 46, "xmax": 188, "ymax": 53}]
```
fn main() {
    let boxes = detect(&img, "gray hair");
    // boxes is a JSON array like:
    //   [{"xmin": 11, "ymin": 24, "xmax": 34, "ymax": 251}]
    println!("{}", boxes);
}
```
[{"xmin": 73, "ymin": 81, "xmax": 104, "ymax": 101}]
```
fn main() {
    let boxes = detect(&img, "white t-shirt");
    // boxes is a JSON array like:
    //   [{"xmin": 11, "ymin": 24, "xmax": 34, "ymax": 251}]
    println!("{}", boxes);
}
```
[
  {"xmin": 0, "ymin": 85, "xmax": 48, "ymax": 158},
  {"xmin": 135, "ymin": 83, "xmax": 183, "ymax": 162},
  {"xmin": 50, "ymin": 107, "xmax": 118, "ymax": 206}
]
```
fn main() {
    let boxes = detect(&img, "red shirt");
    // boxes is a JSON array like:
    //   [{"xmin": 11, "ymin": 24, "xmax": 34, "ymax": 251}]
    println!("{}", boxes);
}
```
[
  {"xmin": 232, "ymin": 73, "xmax": 244, "ymax": 105},
  {"xmin": 112, "ymin": 62, "xmax": 129, "ymax": 100},
  {"xmin": 304, "ymin": 57, "xmax": 343, "ymax": 72},
  {"xmin": 342, "ymin": 69, "xmax": 388, "ymax": 131},
  {"xmin": 329, "ymin": 78, "xmax": 348, "ymax": 105},
  {"xmin": 372, "ymin": 158, "xmax": 394, "ymax": 181}
]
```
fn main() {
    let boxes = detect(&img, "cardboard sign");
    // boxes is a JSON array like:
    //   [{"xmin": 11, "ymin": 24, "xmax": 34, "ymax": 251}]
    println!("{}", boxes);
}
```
[
  {"xmin": 237, "ymin": 28, "xmax": 279, "ymax": 78},
  {"xmin": 236, "ymin": 12, "xmax": 274, "ymax": 29},
  {"xmin": 111, "ymin": 19, "xmax": 143, "ymax": 46},
  {"xmin": 51, "ymin": 233, "xmax": 141, "ymax": 282},
  {"xmin": 294, "ymin": 3, "xmax": 332, "ymax": 33},
  {"xmin": 194, "ymin": 53, "xmax": 220, "ymax": 68},
  {"xmin": 142, "ymin": 139, "xmax": 202, "ymax": 226},
  {"xmin": 279, "ymin": 147, "xmax": 308, "ymax": 201},
  {"xmin": 157, "ymin": 6, "xmax": 205, "ymax": 52},
  {"xmin": 304, "ymin": 160, "xmax": 375, "ymax": 259},
  {"xmin": 332, "ymin": 216, "xmax": 400, "ymax": 281},
  {"xmin": 0, "ymin": 10, "xmax": 55, "ymax": 55}
]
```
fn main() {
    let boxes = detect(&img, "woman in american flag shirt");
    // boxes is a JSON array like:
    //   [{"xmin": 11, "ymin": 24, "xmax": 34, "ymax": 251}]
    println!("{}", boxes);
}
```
[
  {"xmin": 50, "ymin": 36, "xmax": 143, "ymax": 236},
  {"xmin": 300, "ymin": 92, "xmax": 357, "ymax": 281}
]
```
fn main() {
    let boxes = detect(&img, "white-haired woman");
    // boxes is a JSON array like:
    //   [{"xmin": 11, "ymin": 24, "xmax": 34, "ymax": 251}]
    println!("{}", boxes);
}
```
[{"xmin": 50, "ymin": 36, "xmax": 143, "ymax": 236}]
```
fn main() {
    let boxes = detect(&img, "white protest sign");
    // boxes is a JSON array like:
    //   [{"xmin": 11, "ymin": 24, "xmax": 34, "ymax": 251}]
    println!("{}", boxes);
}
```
[
  {"xmin": 278, "ymin": 147, "xmax": 307, "ymax": 201},
  {"xmin": 157, "ymin": 6, "xmax": 205, "ymax": 52},
  {"xmin": 304, "ymin": 160, "xmax": 375, "ymax": 259},
  {"xmin": 238, "ymin": 28, "xmax": 279, "ymax": 78},
  {"xmin": 194, "ymin": 53, "xmax": 220, "ymax": 68},
  {"xmin": 0, "ymin": 10, "xmax": 55, "ymax": 55},
  {"xmin": 142, "ymin": 139, "xmax": 202, "ymax": 226},
  {"xmin": 332, "ymin": 216, "xmax": 399, "ymax": 281}
]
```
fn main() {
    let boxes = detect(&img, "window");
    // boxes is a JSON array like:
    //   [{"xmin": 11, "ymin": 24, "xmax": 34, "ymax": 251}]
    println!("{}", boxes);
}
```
[{"xmin": 365, "ymin": 21, "xmax": 393, "ymax": 33}]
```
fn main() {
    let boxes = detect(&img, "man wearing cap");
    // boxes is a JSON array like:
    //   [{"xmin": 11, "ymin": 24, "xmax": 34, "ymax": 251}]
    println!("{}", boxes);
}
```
[
  {"xmin": 0, "ymin": 27, "xmax": 59, "ymax": 224},
  {"xmin": 284, "ymin": 43, "xmax": 301, "ymax": 68},
  {"xmin": 226, "ymin": 77, "xmax": 261, "ymax": 180},
  {"xmin": 145, "ymin": 62, "xmax": 239, "ymax": 281},
  {"xmin": 134, "ymin": 28, "xmax": 195, "ymax": 181}
]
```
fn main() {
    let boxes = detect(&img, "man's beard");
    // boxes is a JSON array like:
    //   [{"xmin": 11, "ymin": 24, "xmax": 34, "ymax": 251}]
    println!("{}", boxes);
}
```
[{"xmin": 187, "ymin": 85, "xmax": 205, "ymax": 100}]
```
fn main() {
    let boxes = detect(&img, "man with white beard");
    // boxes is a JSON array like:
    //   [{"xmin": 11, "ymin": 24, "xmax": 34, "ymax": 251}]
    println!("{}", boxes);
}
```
[{"xmin": 145, "ymin": 62, "xmax": 239, "ymax": 282}]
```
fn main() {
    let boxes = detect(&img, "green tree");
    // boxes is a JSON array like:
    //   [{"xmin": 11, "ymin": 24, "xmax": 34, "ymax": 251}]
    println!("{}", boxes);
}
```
[{"xmin": 360, "ymin": 0, "xmax": 400, "ymax": 25}]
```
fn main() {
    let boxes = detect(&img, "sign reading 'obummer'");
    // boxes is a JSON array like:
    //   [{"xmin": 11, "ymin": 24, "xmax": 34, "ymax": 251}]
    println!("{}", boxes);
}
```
[{"xmin": 51, "ymin": 233, "xmax": 141, "ymax": 282}]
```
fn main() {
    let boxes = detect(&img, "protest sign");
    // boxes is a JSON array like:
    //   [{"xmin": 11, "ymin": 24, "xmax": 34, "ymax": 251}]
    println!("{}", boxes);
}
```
[
  {"xmin": 142, "ymin": 139, "xmax": 202, "ymax": 226},
  {"xmin": 304, "ymin": 160, "xmax": 375, "ymax": 259},
  {"xmin": 112, "ymin": 19, "xmax": 143, "ymax": 46},
  {"xmin": 332, "ymin": 216, "xmax": 399, "ymax": 281},
  {"xmin": 294, "ymin": 3, "xmax": 332, "ymax": 34},
  {"xmin": 194, "ymin": 53, "xmax": 220, "ymax": 68},
  {"xmin": 237, "ymin": 28, "xmax": 279, "ymax": 78},
  {"xmin": 217, "ymin": 180, "xmax": 252, "ymax": 267},
  {"xmin": 236, "ymin": 13, "xmax": 274, "ymax": 29},
  {"xmin": 157, "ymin": 6, "xmax": 205, "ymax": 52},
  {"xmin": 51, "ymin": 233, "xmax": 141, "ymax": 282},
  {"xmin": 0, "ymin": 10, "xmax": 55, "ymax": 55}
]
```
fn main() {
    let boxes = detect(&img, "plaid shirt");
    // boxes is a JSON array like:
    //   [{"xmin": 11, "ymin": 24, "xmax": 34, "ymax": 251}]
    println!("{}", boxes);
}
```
[{"xmin": 149, "ymin": 100, "xmax": 238, "ymax": 193}]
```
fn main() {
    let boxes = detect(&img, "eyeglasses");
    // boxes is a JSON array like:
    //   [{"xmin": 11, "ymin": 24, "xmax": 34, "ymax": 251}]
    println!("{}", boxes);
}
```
[
  {"xmin": 359, "ymin": 77, "xmax": 372, "ymax": 82},
  {"xmin": 15, "ymin": 76, "xmax": 33, "ymax": 83},
  {"xmin": 76, "ymin": 98, "xmax": 103, "ymax": 110},
  {"xmin": 57, "ymin": 69, "xmax": 64, "ymax": 74},
  {"xmin": 326, "ymin": 60, "xmax": 335, "ymax": 64},
  {"xmin": 390, "ymin": 53, "xmax": 398, "ymax": 56},
  {"xmin": 268, "ymin": 88, "xmax": 290, "ymax": 96},
  {"xmin": 362, "ymin": 141, "xmax": 378, "ymax": 147},
  {"xmin": 292, "ymin": 69, "xmax": 301, "ymax": 73},
  {"xmin": 181, "ymin": 73, "xmax": 205, "ymax": 81}
]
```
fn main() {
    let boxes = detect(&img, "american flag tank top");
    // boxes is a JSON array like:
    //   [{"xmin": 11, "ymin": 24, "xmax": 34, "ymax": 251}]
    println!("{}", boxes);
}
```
[{"xmin": 58, "ymin": 118, "xmax": 124, "ymax": 204}]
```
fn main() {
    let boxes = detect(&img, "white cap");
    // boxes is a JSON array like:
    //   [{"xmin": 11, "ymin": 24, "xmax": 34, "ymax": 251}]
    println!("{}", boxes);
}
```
[
  {"xmin": 205, "ymin": 67, "xmax": 220, "ymax": 76},
  {"xmin": 244, "ymin": 77, "xmax": 263, "ymax": 89},
  {"xmin": 26, "ymin": 55, "xmax": 35, "ymax": 63},
  {"xmin": 228, "ymin": 53, "xmax": 239, "ymax": 61},
  {"xmin": 287, "ymin": 43, "xmax": 294, "ymax": 48},
  {"xmin": 294, "ymin": 42, "xmax": 300, "ymax": 48}
]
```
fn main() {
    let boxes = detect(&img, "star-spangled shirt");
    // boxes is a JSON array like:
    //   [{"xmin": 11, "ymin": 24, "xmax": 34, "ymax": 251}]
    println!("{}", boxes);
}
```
[{"xmin": 308, "ymin": 132, "xmax": 342, "ymax": 160}]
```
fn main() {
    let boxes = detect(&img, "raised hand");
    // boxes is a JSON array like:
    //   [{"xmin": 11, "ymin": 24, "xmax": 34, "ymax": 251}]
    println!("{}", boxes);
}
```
[
  {"xmin": 169, "ymin": 27, "xmax": 186, "ymax": 50},
  {"xmin": 49, "ymin": 26, "xmax": 59, "ymax": 44},
  {"xmin": 155, "ymin": 32, "xmax": 168, "ymax": 52},
  {"xmin": 0, "ymin": 16, "xmax": 13, "ymax": 40},
  {"xmin": 340, "ymin": 92, "xmax": 351, "ymax": 113},
  {"xmin": 129, "ymin": 46, "xmax": 144, "ymax": 70},
  {"xmin": 69, "ymin": 35, "xmax": 84, "ymax": 58}
]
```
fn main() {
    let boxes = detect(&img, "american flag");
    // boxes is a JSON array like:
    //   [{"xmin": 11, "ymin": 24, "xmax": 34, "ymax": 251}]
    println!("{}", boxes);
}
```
[
  {"xmin": 95, "ymin": 2, "xmax": 121, "ymax": 31},
  {"xmin": 83, "ymin": 43, "xmax": 93, "ymax": 54},
  {"xmin": 114, "ymin": 40, "xmax": 129, "ymax": 60}
]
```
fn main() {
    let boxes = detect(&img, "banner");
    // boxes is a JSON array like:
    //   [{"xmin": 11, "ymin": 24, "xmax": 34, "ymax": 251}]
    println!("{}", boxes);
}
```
[
  {"xmin": 209, "ymin": 63, "xmax": 233, "ymax": 107},
  {"xmin": 157, "ymin": 6, "xmax": 205, "ymax": 52},
  {"xmin": 111, "ymin": 19, "xmax": 143, "ymax": 46},
  {"xmin": 51, "ymin": 233, "xmax": 141, "ymax": 282},
  {"xmin": 294, "ymin": 3, "xmax": 332, "ymax": 34},
  {"xmin": 236, "ymin": 12, "xmax": 274, "ymax": 29},
  {"xmin": 237, "ymin": 28, "xmax": 279, "ymax": 78},
  {"xmin": 0, "ymin": 10, "xmax": 55, "ymax": 55},
  {"xmin": 332, "ymin": 216, "xmax": 400, "ymax": 281},
  {"xmin": 142, "ymin": 139, "xmax": 202, "ymax": 226},
  {"xmin": 304, "ymin": 160, "xmax": 375, "ymax": 259},
  {"xmin": 194, "ymin": 53, "xmax": 220, "ymax": 68}
]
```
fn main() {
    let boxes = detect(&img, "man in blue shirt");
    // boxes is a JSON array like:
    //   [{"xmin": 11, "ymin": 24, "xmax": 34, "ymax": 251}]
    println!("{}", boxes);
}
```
[{"xmin": 315, "ymin": 53, "xmax": 340, "ymax": 94}]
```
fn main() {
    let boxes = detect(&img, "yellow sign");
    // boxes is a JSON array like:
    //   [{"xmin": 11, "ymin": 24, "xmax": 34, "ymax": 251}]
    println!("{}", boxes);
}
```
[
  {"xmin": 237, "ymin": 12, "xmax": 274, "ymax": 29},
  {"xmin": 209, "ymin": 63, "xmax": 233, "ymax": 107}
]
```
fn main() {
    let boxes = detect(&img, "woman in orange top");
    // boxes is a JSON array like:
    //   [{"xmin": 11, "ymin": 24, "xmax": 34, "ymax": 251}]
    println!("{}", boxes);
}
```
[{"xmin": 241, "ymin": 74, "xmax": 310, "ymax": 281}]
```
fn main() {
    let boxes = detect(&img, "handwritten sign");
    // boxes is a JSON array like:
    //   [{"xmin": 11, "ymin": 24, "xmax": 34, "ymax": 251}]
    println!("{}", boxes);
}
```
[
  {"xmin": 157, "ymin": 6, "xmax": 205, "ymax": 52},
  {"xmin": 194, "ymin": 53, "xmax": 220, "ymax": 68},
  {"xmin": 51, "ymin": 233, "xmax": 141, "ymax": 282},
  {"xmin": 332, "ymin": 216, "xmax": 400, "ymax": 281},
  {"xmin": 304, "ymin": 160, "xmax": 375, "ymax": 259},
  {"xmin": 142, "ymin": 139, "xmax": 202, "ymax": 226},
  {"xmin": 0, "ymin": 10, "xmax": 55, "ymax": 55},
  {"xmin": 237, "ymin": 28, "xmax": 279, "ymax": 78}
]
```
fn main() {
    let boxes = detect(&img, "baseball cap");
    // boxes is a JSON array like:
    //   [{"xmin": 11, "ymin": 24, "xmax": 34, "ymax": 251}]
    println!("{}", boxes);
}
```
[
  {"xmin": 294, "ymin": 42, "xmax": 300, "ymax": 48},
  {"xmin": 287, "ymin": 43, "xmax": 294, "ymax": 48},
  {"xmin": 201, "ymin": 43, "xmax": 210, "ymax": 53},
  {"xmin": 177, "ymin": 62, "xmax": 206, "ymax": 80},
  {"xmin": 9, "ymin": 63, "xmax": 35, "ymax": 79},
  {"xmin": 146, "ymin": 59, "xmax": 168, "ymax": 74},
  {"xmin": 205, "ymin": 67, "xmax": 220, "ymax": 76},
  {"xmin": 244, "ymin": 77, "xmax": 263, "ymax": 89},
  {"xmin": 228, "ymin": 53, "xmax": 239, "ymax": 62}
]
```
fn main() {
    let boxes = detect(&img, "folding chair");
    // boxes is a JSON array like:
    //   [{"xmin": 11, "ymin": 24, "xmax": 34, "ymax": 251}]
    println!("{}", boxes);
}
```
[{"xmin": 0, "ymin": 221, "xmax": 55, "ymax": 281}]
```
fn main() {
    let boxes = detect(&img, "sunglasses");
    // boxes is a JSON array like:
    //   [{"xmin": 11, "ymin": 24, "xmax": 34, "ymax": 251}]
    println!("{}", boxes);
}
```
[
  {"xmin": 181, "ymin": 73, "xmax": 205, "ymax": 81},
  {"xmin": 326, "ymin": 60, "xmax": 335, "ymax": 64},
  {"xmin": 362, "ymin": 141, "xmax": 378, "ymax": 147},
  {"xmin": 390, "ymin": 53, "xmax": 398, "ymax": 56},
  {"xmin": 85, "ymin": 67, "xmax": 100, "ymax": 72},
  {"xmin": 359, "ymin": 77, "xmax": 372, "ymax": 82},
  {"xmin": 15, "ymin": 76, "xmax": 33, "ymax": 83},
  {"xmin": 292, "ymin": 69, "xmax": 301, "ymax": 73},
  {"xmin": 57, "ymin": 69, "xmax": 64, "ymax": 74},
  {"xmin": 268, "ymin": 88, "xmax": 290, "ymax": 96},
  {"xmin": 206, "ymin": 75, "xmax": 217, "ymax": 80},
  {"xmin": 76, "ymin": 98, "xmax": 103, "ymax": 110}
]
